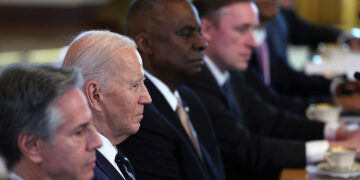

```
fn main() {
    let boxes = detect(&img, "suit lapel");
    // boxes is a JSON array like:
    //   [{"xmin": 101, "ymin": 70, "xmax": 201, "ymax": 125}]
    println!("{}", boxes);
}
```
[
  {"xmin": 192, "ymin": 66, "xmax": 230, "ymax": 110},
  {"xmin": 145, "ymin": 79, "xmax": 189, "ymax": 138},
  {"xmin": 144, "ymin": 79, "xmax": 212, "ymax": 178},
  {"xmin": 95, "ymin": 150, "xmax": 125, "ymax": 180},
  {"xmin": 179, "ymin": 86, "xmax": 225, "ymax": 180}
]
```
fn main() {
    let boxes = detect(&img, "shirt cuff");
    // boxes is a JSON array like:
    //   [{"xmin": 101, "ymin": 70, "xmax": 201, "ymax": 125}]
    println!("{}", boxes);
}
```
[
  {"xmin": 324, "ymin": 123, "xmax": 340, "ymax": 139},
  {"xmin": 306, "ymin": 140, "xmax": 329, "ymax": 163}
]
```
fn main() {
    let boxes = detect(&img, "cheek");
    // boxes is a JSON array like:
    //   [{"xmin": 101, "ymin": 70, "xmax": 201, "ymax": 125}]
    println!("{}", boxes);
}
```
[
  {"xmin": 55, "ymin": 140, "xmax": 84, "ymax": 163},
  {"xmin": 40, "ymin": 143, "xmax": 80, "ymax": 175},
  {"xmin": 216, "ymin": 32, "xmax": 239, "ymax": 53},
  {"xmin": 113, "ymin": 93, "xmax": 140, "ymax": 121}
]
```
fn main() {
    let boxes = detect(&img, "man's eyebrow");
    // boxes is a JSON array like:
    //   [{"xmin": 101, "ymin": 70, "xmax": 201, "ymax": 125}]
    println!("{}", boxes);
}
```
[
  {"xmin": 73, "ymin": 122, "xmax": 90, "ymax": 131},
  {"xmin": 181, "ymin": 25, "xmax": 196, "ymax": 30},
  {"xmin": 131, "ymin": 76, "xmax": 146, "ymax": 84},
  {"xmin": 235, "ymin": 24, "xmax": 252, "ymax": 28}
]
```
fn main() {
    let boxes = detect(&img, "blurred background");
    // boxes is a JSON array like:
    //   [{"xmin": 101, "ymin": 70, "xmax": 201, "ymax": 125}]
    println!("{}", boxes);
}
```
[{"xmin": 0, "ymin": 0, "xmax": 359, "ymax": 67}]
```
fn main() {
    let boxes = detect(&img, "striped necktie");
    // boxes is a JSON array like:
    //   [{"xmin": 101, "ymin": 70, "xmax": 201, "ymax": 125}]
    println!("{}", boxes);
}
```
[{"xmin": 115, "ymin": 151, "xmax": 136, "ymax": 180}]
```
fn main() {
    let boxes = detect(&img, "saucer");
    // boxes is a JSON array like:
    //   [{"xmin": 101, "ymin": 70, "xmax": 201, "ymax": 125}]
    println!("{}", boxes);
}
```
[
  {"xmin": 317, "ymin": 162, "xmax": 360, "ymax": 173},
  {"xmin": 307, "ymin": 162, "xmax": 360, "ymax": 178}
]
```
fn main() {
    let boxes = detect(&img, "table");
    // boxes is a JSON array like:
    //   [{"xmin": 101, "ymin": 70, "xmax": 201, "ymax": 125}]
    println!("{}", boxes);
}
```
[
  {"xmin": 280, "ymin": 167, "xmax": 360, "ymax": 179},
  {"xmin": 279, "ymin": 168, "xmax": 307, "ymax": 179},
  {"xmin": 304, "ymin": 47, "xmax": 360, "ymax": 81}
]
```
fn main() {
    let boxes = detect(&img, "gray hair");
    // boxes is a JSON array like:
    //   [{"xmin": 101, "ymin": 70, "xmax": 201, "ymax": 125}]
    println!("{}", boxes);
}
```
[
  {"xmin": 0, "ymin": 64, "xmax": 83, "ymax": 169},
  {"xmin": 62, "ymin": 30, "xmax": 137, "ymax": 89}
]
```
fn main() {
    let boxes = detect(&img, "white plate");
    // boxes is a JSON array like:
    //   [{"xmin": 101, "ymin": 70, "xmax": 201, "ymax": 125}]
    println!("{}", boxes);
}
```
[
  {"xmin": 317, "ymin": 162, "xmax": 360, "ymax": 172},
  {"xmin": 307, "ymin": 162, "xmax": 360, "ymax": 178}
]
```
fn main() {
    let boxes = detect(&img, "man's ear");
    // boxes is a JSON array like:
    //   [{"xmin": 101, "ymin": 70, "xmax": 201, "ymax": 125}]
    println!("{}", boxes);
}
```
[
  {"xmin": 84, "ymin": 80, "xmax": 102, "ymax": 112},
  {"xmin": 17, "ymin": 134, "xmax": 42, "ymax": 164},
  {"xmin": 134, "ymin": 32, "xmax": 153, "ymax": 55},
  {"xmin": 201, "ymin": 18, "xmax": 215, "ymax": 43}
]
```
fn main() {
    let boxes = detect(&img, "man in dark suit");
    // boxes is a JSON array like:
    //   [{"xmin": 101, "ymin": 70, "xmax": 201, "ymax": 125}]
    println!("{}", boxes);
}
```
[
  {"xmin": 244, "ymin": 52, "xmax": 332, "ymax": 114},
  {"xmin": 254, "ymin": 0, "xmax": 360, "ymax": 98},
  {"xmin": 189, "ymin": 0, "xmax": 360, "ymax": 179},
  {"xmin": 245, "ymin": 0, "xmax": 360, "ymax": 114},
  {"xmin": 117, "ymin": 0, "xmax": 226, "ymax": 179},
  {"xmin": 63, "ymin": 30, "xmax": 152, "ymax": 180}
]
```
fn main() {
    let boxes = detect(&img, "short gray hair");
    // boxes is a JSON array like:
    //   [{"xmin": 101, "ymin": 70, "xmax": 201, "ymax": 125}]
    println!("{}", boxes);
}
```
[
  {"xmin": 0, "ymin": 64, "xmax": 83, "ymax": 169},
  {"xmin": 62, "ymin": 30, "xmax": 137, "ymax": 88}
]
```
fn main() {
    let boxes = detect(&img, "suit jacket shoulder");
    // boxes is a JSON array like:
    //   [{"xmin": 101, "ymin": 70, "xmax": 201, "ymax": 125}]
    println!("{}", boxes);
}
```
[
  {"xmin": 93, "ymin": 150, "xmax": 124, "ymax": 180},
  {"xmin": 265, "ymin": 12, "xmax": 332, "ymax": 97},
  {"xmin": 246, "ymin": 53, "xmax": 332, "ymax": 114},
  {"xmin": 187, "ymin": 66, "xmax": 310, "ymax": 179}
]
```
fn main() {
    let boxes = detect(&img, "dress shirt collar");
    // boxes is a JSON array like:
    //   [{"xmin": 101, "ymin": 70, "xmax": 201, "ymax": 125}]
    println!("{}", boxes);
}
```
[
  {"xmin": 145, "ymin": 71, "xmax": 181, "ymax": 112},
  {"xmin": 8, "ymin": 172, "xmax": 23, "ymax": 180},
  {"xmin": 254, "ymin": 27, "xmax": 267, "ymax": 46},
  {"xmin": 204, "ymin": 56, "xmax": 230, "ymax": 87},
  {"xmin": 97, "ymin": 133, "xmax": 124, "ymax": 178}
]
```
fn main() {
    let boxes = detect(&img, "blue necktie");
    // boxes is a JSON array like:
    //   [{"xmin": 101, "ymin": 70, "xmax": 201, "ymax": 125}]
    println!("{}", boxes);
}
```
[{"xmin": 115, "ymin": 151, "xmax": 136, "ymax": 180}]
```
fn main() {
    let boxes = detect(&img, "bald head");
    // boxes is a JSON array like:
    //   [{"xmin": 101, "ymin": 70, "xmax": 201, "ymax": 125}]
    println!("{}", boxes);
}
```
[
  {"xmin": 62, "ymin": 30, "xmax": 138, "ymax": 88},
  {"xmin": 125, "ymin": 0, "xmax": 205, "ymax": 91},
  {"xmin": 126, "ymin": 0, "xmax": 192, "ymax": 37}
]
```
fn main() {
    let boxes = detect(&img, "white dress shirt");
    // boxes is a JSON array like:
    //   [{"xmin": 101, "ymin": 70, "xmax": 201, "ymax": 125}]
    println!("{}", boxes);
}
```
[
  {"xmin": 97, "ymin": 133, "xmax": 125, "ymax": 179},
  {"xmin": 8, "ymin": 172, "xmax": 23, "ymax": 180},
  {"xmin": 204, "ymin": 56, "xmax": 339, "ymax": 163},
  {"xmin": 145, "ymin": 71, "xmax": 181, "ymax": 111}
]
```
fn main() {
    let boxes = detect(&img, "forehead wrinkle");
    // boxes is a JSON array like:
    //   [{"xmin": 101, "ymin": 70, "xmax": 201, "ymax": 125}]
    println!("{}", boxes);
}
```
[{"xmin": 111, "ymin": 49, "xmax": 143, "ymax": 83}]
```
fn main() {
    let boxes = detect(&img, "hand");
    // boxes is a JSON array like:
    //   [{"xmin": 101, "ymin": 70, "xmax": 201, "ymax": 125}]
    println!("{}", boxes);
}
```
[
  {"xmin": 334, "ymin": 93, "xmax": 360, "ymax": 112},
  {"xmin": 348, "ymin": 38, "xmax": 360, "ymax": 52},
  {"xmin": 334, "ymin": 127, "xmax": 360, "ymax": 141},
  {"xmin": 330, "ymin": 131, "xmax": 360, "ymax": 157},
  {"xmin": 335, "ymin": 81, "xmax": 360, "ymax": 96}
]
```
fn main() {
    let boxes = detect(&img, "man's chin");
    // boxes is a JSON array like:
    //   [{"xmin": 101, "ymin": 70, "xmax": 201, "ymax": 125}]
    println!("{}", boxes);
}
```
[
  {"xmin": 82, "ymin": 171, "xmax": 95, "ymax": 180},
  {"xmin": 231, "ymin": 64, "xmax": 248, "ymax": 72}
]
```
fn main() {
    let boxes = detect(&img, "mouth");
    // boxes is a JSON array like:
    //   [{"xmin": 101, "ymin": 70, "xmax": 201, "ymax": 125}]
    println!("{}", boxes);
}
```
[
  {"xmin": 241, "ymin": 53, "xmax": 252, "ymax": 60},
  {"xmin": 190, "ymin": 58, "xmax": 204, "ymax": 66},
  {"xmin": 86, "ymin": 159, "xmax": 96, "ymax": 169},
  {"xmin": 135, "ymin": 114, "xmax": 144, "ymax": 121}
]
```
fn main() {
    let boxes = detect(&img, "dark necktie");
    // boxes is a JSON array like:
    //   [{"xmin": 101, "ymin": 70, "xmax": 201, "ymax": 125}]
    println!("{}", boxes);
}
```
[
  {"xmin": 221, "ymin": 79, "xmax": 244, "ymax": 124},
  {"xmin": 115, "ymin": 151, "xmax": 136, "ymax": 180}
]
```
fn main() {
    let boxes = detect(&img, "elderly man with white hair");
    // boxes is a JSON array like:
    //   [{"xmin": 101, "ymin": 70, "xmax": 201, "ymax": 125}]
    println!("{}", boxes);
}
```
[{"xmin": 63, "ymin": 30, "xmax": 152, "ymax": 180}]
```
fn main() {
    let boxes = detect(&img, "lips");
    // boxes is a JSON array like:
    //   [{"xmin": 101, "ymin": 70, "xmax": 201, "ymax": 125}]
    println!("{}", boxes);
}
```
[
  {"xmin": 86, "ymin": 158, "xmax": 96, "ymax": 169},
  {"xmin": 241, "ymin": 53, "xmax": 252, "ymax": 60},
  {"xmin": 88, "ymin": 162, "xmax": 96, "ymax": 169},
  {"xmin": 136, "ymin": 114, "xmax": 144, "ymax": 119},
  {"xmin": 189, "ymin": 58, "xmax": 204, "ymax": 66},
  {"xmin": 134, "ymin": 113, "xmax": 144, "ymax": 121}
]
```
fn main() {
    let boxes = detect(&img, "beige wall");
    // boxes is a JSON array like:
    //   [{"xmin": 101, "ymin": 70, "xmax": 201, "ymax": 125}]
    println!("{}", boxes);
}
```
[{"xmin": 294, "ymin": 0, "xmax": 358, "ymax": 30}]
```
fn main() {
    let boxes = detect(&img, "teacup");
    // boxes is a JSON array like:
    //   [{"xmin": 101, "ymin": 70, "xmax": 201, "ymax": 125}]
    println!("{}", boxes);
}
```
[
  {"xmin": 306, "ymin": 103, "xmax": 342, "ymax": 123},
  {"xmin": 325, "ymin": 146, "xmax": 357, "ymax": 170}
]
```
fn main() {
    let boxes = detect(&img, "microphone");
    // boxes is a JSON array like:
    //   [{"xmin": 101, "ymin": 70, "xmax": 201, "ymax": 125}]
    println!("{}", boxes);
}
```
[{"xmin": 354, "ymin": 72, "xmax": 360, "ymax": 80}]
